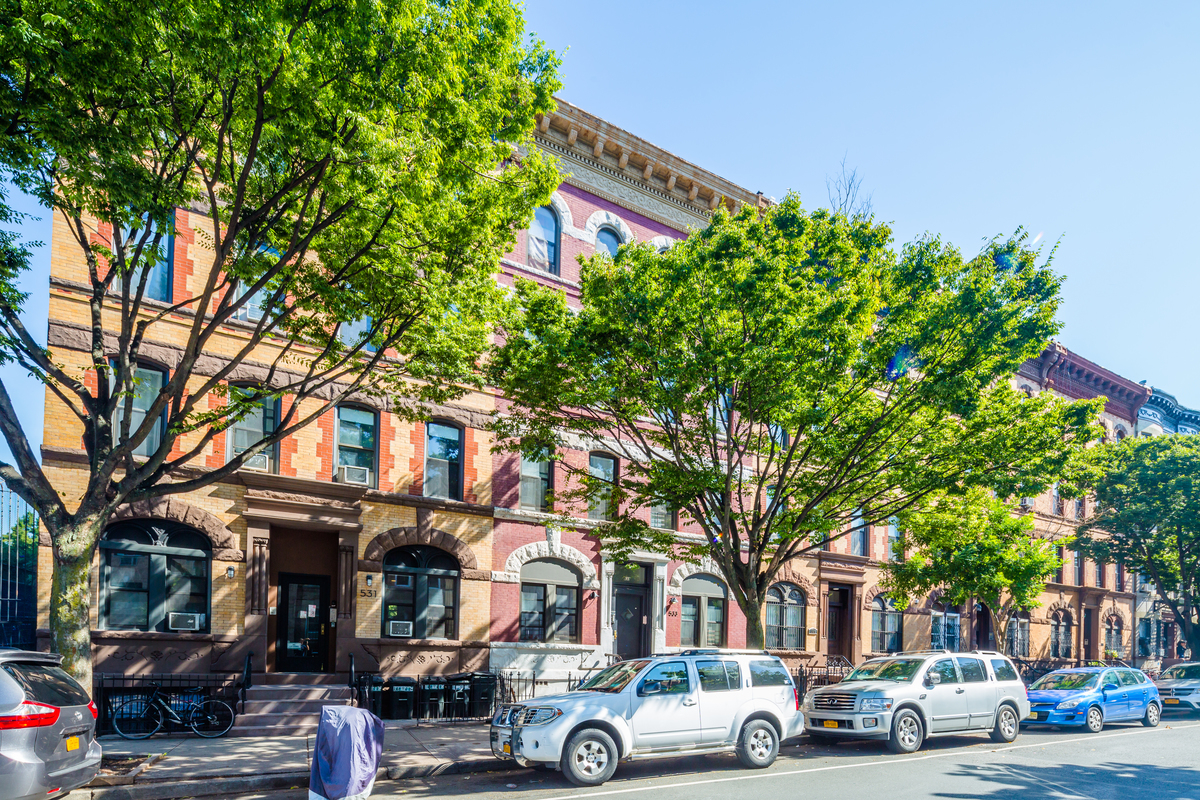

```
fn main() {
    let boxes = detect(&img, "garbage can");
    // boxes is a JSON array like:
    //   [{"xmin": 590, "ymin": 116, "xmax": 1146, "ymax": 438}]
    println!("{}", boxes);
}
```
[
  {"xmin": 386, "ymin": 676, "xmax": 416, "ymax": 720},
  {"xmin": 365, "ymin": 675, "xmax": 384, "ymax": 718},
  {"xmin": 445, "ymin": 673, "xmax": 471, "ymax": 718},
  {"xmin": 468, "ymin": 672, "xmax": 498, "ymax": 719},
  {"xmin": 417, "ymin": 676, "xmax": 447, "ymax": 719}
]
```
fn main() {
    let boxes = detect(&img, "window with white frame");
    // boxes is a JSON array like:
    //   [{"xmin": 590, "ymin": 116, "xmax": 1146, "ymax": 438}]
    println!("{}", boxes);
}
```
[
  {"xmin": 871, "ymin": 596, "xmax": 902, "ymax": 653},
  {"xmin": 931, "ymin": 603, "xmax": 961, "ymax": 651},
  {"xmin": 425, "ymin": 422, "xmax": 463, "ymax": 501},
  {"xmin": 519, "ymin": 455, "xmax": 552, "ymax": 512},
  {"xmin": 528, "ymin": 206, "xmax": 560, "ymax": 274},
  {"xmin": 587, "ymin": 452, "xmax": 617, "ymax": 521},
  {"xmin": 519, "ymin": 559, "xmax": 581, "ymax": 643},
  {"xmin": 680, "ymin": 574, "xmax": 727, "ymax": 648},
  {"xmin": 335, "ymin": 406, "xmax": 376, "ymax": 486},
  {"xmin": 228, "ymin": 388, "xmax": 278, "ymax": 472},
  {"xmin": 114, "ymin": 365, "xmax": 167, "ymax": 457}
]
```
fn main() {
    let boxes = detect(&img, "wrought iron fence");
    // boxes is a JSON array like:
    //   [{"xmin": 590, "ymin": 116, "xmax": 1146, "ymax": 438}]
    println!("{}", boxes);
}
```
[
  {"xmin": 1010, "ymin": 657, "xmax": 1132, "ymax": 686},
  {"xmin": 92, "ymin": 672, "xmax": 242, "ymax": 736},
  {"xmin": 0, "ymin": 484, "xmax": 38, "ymax": 650},
  {"xmin": 794, "ymin": 656, "xmax": 854, "ymax": 699}
]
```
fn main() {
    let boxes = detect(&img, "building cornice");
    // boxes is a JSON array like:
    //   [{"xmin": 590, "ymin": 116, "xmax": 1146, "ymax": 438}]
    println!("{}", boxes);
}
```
[{"xmin": 1018, "ymin": 342, "xmax": 1150, "ymax": 421}]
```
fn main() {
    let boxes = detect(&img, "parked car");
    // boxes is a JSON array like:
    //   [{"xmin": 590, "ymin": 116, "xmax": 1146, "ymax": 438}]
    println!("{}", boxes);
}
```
[
  {"xmin": 801, "ymin": 650, "xmax": 1029, "ymax": 754},
  {"xmin": 1023, "ymin": 666, "xmax": 1161, "ymax": 732},
  {"xmin": 1154, "ymin": 662, "xmax": 1200, "ymax": 714},
  {"xmin": 0, "ymin": 648, "xmax": 102, "ymax": 800},
  {"xmin": 490, "ymin": 649, "xmax": 803, "ymax": 786}
]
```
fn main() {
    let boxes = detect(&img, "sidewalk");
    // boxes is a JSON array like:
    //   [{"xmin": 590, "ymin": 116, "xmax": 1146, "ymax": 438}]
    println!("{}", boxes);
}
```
[{"xmin": 80, "ymin": 721, "xmax": 518, "ymax": 800}]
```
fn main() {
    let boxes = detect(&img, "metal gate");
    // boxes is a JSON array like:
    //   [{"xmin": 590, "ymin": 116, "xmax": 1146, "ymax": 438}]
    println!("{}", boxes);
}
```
[{"xmin": 0, "ymin": 484, "xmax": 39, "ymax": 650}]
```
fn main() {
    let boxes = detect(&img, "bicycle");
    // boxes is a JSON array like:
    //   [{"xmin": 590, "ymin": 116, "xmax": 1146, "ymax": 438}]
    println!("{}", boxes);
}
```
[{"xmin": 110, "ymin": 682, "xmax": 235, "ymax": 739}]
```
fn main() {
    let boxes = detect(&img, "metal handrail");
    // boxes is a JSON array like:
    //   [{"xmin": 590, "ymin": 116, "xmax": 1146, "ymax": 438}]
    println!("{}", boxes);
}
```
[{"xmin": 237, "ymin": 652, "xmax": 253, "ymax": 714}]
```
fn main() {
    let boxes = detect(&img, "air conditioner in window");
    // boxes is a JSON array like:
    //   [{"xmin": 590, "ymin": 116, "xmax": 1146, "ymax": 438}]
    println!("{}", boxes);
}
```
[
  {"xmin": 168, "ymin": 612, "xmax": 201, "ymax": 632},
  {"xmin": 388, "ymin": 621, "xmax": 413, "ymax": 638},
  {"xmin": 241, "ymin": 452, "xmax": 270, "ymax": 472},
  {"xmin": 338, "ymin": 465, "xmax": 372, "ymax": 486},
  {"xmin": 1019, "ymin": 497, "xmax": 1033, "ymax": 510}
]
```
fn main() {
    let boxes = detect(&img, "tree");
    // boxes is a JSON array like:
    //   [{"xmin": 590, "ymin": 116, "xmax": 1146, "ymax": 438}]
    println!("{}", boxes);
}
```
[
  {"xmin": 881, "ymin": 488, "xmax": 1062, "ymax": 652},
  {"xmin": 1071, "ymin": 435, "xmax": 1200, "ymax": 659},
  {"xmin": 0, "ymin": 0, "xmax": 560, "ymax": 683},
  {"xmin": 489, "ymin": 196, "xmax": 1102, "ymax": 648}
]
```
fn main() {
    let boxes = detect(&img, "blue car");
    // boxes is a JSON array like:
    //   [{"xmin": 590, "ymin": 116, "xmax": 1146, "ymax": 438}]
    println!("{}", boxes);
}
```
[{"xmin": 1023, "ymin": 666, "xmax": 1161, "ymax": 733}]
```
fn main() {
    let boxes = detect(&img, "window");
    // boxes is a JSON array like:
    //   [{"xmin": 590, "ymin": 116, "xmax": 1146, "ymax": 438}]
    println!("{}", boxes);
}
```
[
  {"xmin": 749, "ymin": 660, "xmax": 793, "ymax": 687},
  {"xmin": 519, "ymin": 456, "xmax": 552, "ymax": 512},
  {"xmin": 425, "ymin": 422, "xmax": 463, "ymax": 501},
  {"xmin": 1105, "ymin": 617, "xmax": 1123, "ymax": 655},
  {"xmin": 931, "ymin": 603, "xmax": 961, "ymax": 652},
  {"xmin": 765, "ymin": 583, "xmax": 806, "ymax": 650},
  {"xmin": 1074, "ymin": 551, "xmax": 1085, "ymax": 585},
  {"xmin": 1075, "ymin": 498, "xmax": 1085, "ymax": 520},
  {"xmin": 1096, "ymin": 560, "xmax": 1106, "ymax": 588},
  {"xmin": 1052, "ymin": 484, "xmax": 1065, "ymax": 516},
  {"xmin": 519, "ymin": 559, "xmax": 581, "ymax": 643},
  {"xmin": 638, "ymin": 661, "xmax": 690, "ymax": 695},
  {"xmin": 850, "ymin": 509, "xmax": 868, "ymax": 557},
  {"xmin": 1055, "ymin": 546, "xmax": 1065, "ymax": 584},
  {"xmin": 99, "ymin": 521, "xmax": 211, "ymax": 633},
  {"xmin": 588, "ymin": 452, "xmax": 617, "ymax": 521},
  {"xmin": 528, "ymin": 206, "xmax": 560, "ymax": 275},
  {"xmin": 114, "ymin": 365, "xmax": 166, "ymax": 457},
  {"xmin": 231, "ymin": 284, "xmax": 268, "ymax": 323},
  {"xmin": 229, "ymin": 389, "xmax": 278, "ymax": 472},
  {"xmin": 1137, "ymin": 618, "xmax": 1151, "ymax": 657},
  {"xmin": 957, "ymin": 657, "xmax": 987, "ymax": 683},
  {"xmin": 332, "ymin": 406, "xmax": 377, "ymax": 486},
  {"xmin": 1116, "ymin": 562, "xmax": 1125, "ymax": 592},
  {"xmin": 1050, "ymin": 610, "xmax": 1073, "ymax": 659},
  {"xmin": 1007, "ymin": 612, "xmax": 1031, "ymax": 658},
  {"xmin": 696, "ymin": 661, "xmax": 741, "ymax": 692},
  {"xmin": 929, "ymin": 659, "xmax": 960, "ymax": 684},
  {"xmin": 121, "ymin": 210, "xmax": 173, "ymax": 303},
  {"xmin": 679, "ymin": 574, "xmax": 727, "ymax": 648},
  {"xmin": 340, "ymin": 317, "xmax": 378, "ymax": 353},
  {"xmin": 871, "ymin": 596, "xmax": 902, "ymax": 654},
  {"xmin": 595, "ymin": 227, "xmax": 622, "ymax": 258},
  {"xmin": 990, "ymin": 658, "xmax": 1020, "ymax": 682},
  {"xmin": 650, "ymin": 502, "xmax": 676, "ymax": 530},
  {"xmin": 382, "ymin": 545, "xmax": 459, "ymax": 640},
  {"xmin": 886, "ymin": 518, "xmax": 901, "ymax": 561}
]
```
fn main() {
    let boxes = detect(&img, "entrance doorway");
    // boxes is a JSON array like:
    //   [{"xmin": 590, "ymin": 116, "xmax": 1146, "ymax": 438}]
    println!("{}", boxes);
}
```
[
  {"xmin": 614, "ymin": 563, "xmax": 651, "ymax": 660},
  {"xmin": 1083, "ymin": 607, "xmax": 1096, "ymax": 661},
  {"xmin": 826, "ymin": 585, "xmax": 852, "ymax": 659},
  {"xmin": 276, "ymin": 573, "xmax": 331, "ymax": 673},
  {"xmin": 975, "ymin": 605, "xmax": 994, "ymax": 650}
]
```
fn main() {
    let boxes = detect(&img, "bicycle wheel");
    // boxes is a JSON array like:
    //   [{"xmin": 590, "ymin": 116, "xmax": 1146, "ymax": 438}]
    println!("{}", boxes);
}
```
[
  {"xmin": 188, "ymin": 699, "xmax": 235, "ymax": 738},
  {"xmin": 112, "ymin": 697, "xmax": 164, "ymax": 740}
]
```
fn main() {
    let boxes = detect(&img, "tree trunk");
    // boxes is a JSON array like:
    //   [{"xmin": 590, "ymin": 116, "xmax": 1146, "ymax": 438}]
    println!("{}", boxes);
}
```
[
  {"xmin": 50, "ymin": 524, "xmax": 100, "ymax": 689},
  {"xmin": 739, "ymin": 592, "xmax": 766, "ymax": 650}
]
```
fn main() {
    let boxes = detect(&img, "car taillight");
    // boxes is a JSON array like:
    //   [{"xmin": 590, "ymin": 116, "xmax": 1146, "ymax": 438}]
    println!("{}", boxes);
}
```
[
  {"xmin": 794, "ymin": 686, "xmax": 800, "ymax": 711},
  {"xmin": 0, "ymin": 701, "xmax": 61, "ymax": 730},
  {"xmin": 88, "ymin": 700, "xmax": 98, "ymax": 720}
]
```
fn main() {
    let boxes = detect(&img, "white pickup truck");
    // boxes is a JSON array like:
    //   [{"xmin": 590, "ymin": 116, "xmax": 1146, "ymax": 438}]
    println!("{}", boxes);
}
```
[{"xmin": 491, "ymin": 649, "xmax": 804, "ymax": 786}]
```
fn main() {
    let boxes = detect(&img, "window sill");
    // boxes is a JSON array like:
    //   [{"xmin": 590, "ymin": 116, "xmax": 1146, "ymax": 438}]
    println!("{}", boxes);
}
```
[
  {"xmin": 490, "ymin": 641, "xmax": 594, "ymax": 651},
  {"xmin": 91, "ymin": 630, "xmax": 215, "ymax": 641}
]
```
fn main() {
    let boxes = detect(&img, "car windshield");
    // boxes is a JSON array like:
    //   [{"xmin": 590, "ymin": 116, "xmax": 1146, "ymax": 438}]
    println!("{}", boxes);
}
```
[
  {"xmin": 843, "ymin": 658, "xmax": 924, "ymax": 682},
  {"xmin": 578, "ymin": 660, "xmax": 651, "ymax": 693},
  {"xmin": 1031, "ymin": 672, "xmax": 1098, "ymax": 691},
  {"xmin": 1161, "ymin": 665, "xmax": 1200, "ymax": 680}
]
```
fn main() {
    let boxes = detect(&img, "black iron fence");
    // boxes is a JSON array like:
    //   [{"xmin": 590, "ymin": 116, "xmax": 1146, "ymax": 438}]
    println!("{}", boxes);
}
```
[
  {"xmin": 0, "ymin": 485, "xmax": 38, "ymax": 651},
  {"xmin": 92, "ymin": 672, "xmax": 242, "ymax": 736},
  {"xmin": 1011, "ymin": 657, "xmax": 1132, "ymax": 686},
  {"xmin": 352, "ymin": 668, "xmax": 593, "ymax": 723},
  {"xmin": 793, "ymin": 656, "xmax": 854, "ymax": 699}
]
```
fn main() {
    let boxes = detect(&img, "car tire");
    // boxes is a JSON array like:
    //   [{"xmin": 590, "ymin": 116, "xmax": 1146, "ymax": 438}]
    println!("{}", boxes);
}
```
[
  {"xmin": 736, "ymin": 720, "xmax": 779, "ymax": 769},
  {"xmin": 990, "ymin": 705, "xmax": 1019, "ymax": 743},
  {"xmin": 1142, "ymin": 702, "xmax": 1161, "ymax": 728},
  {"xmin": 1084, "ymin": 705, "xmax": 1104, "ymax": 733},
  {"xmin": 887, "ymin": 709, "xmax": 924, "ymax": 754},
  {"xmin": 560, "ymin": 728, "xmax": 618, "ymax": 787}
]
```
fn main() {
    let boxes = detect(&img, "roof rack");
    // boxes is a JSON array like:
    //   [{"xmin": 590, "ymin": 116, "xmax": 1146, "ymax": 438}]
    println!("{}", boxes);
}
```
[
  {"xmin": 664, "ymin": 649, "xmax": 771, "ymax": 657},
  {"xmin": 897, "ymin": 649, "xmax": 951, "ymax": 655},
  {"xmin": 969, "ymin": 650, "xmax": 1006, "ymax": 657}
]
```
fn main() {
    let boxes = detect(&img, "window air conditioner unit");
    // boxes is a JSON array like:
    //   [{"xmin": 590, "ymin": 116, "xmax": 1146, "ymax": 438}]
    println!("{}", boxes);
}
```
[
  {"xmin": 168, "ymin": 612, "xmax": 201, "ymax": 632},
  {"xmin": 339, "ymin": 465, "xmax": 372, "ymax": 486},
  {"xmin": 1019, "ymin": 497, "xmax": 1033, "ymax": 510},
  {"xmin": 242, "ymin": 452, "xmax": 270, "ymax": 472},
  {"xmin": 389, "ymin": 621, "xmax": 413, "ymax": 637}
]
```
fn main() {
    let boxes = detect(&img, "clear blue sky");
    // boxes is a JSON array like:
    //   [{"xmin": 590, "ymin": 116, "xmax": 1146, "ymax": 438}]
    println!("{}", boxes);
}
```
[{"xmin": 2, "ymin": 1, "xmax": 1198, "ymax": 464}]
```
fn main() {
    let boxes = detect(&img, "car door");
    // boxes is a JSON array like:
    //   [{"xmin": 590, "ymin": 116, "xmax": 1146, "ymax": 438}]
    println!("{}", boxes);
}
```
[
  {"xmin": 955, "ymin": 656, "xmax": 996, "ymax": 728},
  {"xmin": 696, "ymin": 660, "xmax": 746, "ymax": 743},
  {"xmin": 1119, "ymin": 670, "xmax": 1146, "ymax": 719},
  {"xmin": 926, "ymin": 658, "xmax": 970, "ymax": 732},
  {"xmin": 1099, "ymin": 670, "xmax": 1127, "ymax": 719},
  {"xmin": 630, "ymin": 660, "xmax": 702, "ymax": 749}
]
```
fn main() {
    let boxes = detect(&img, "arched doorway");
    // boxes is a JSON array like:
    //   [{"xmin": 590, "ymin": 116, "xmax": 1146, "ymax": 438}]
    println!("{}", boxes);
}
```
[{"xmin": 975, "ymin": 603, "xmax": 994, "ymax": 650}]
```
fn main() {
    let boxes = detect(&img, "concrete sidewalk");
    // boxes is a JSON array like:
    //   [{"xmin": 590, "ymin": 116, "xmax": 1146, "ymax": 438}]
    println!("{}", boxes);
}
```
[{"xmin": 81, "ymin": 721, "xmax": 518, "ymax": 800}]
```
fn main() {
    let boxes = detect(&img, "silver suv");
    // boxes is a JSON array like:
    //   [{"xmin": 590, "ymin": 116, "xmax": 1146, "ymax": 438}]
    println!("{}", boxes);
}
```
[
  {"xmin": 802, "ymin": 650, "xmax": 1029, "ymax": 753},
  {"xmin": 0, "ymin": 648, "xmax": 102, "ymax": 800},
  {"xmin": 491, "ymin": 649, "xmax": 804, "ymax": 786}
]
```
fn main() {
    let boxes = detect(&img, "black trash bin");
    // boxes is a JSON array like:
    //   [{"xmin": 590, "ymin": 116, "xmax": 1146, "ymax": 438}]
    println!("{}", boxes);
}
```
[
  {"xmin": 387, "ymin": 676, "xmax": 416, "ymax": 720},
  {"xmin": 365, "ymin": 675, "xmax": 385, "ymax": 718},
  {"xmin": 417, "ymin": 676, "xmax": 447, "ymax": 719},
  {"xmin": 468, "ymin": 672, "xmax": 498, "ymax": 719},
  {"xmin": 444, "ymin": 673, "xmax": 471, "ymax": 719}
]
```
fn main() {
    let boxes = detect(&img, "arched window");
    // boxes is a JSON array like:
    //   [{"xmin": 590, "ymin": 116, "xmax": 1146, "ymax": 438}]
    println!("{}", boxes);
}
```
[
  {"xmin": 1105, "ymin": 617, "xmax": 1123, "ymax": 656},
  {"xmin": 1050, "ymin": 610, "xmax": 1073, "ymax": 659},
  {"xmin": 99, "ymin": 521, "xmax": 211, "ymax": 633},
  {"xmin": 114, "ymin": 364, "xmax": 167, "ymax": 457},
  {"xmin": 425, "ymin": 421, "xmax": 463, "ymax": 501},
  {"xmin": 335, "ymin": 405, "xmax": 376, "ymax": 487},
  {"xmin": 680, "ymin": 574, "xmax": 726, "ymax": 648},
  {"xmin": 765, "ymin": 583, "xmax": 806, "ymax": 650},
  {"xmin": 528, "ymin": 206, "xmax": 560, "ymax": 275},
  {"xmin": 520, "ymin": 559, "xmax": 581, "ymax": 643},
  {"xmin": 382, "ymin": 545, "xmax": 459, "ymax": 640},
  {"xmin": 595, "ymin": 226, "xmax": 622, "ymax": 258},
  {"xmin": 871, "ymin": 596, "xmax": 902, "ymax": 653},
  {"xmin": 1007, "ymin": 611, "xmax": 1031, "ymax": 658},
  {"xmin": 228, "ymin": 386, "xmax": 278, "ymax": 473},
  {"xmin": 587, "ymin": 452, "xmax": 617, "ymax": 521},
  {"xmin": 931, "ymin": 602, "xmax": 961, "ymax": 651}
]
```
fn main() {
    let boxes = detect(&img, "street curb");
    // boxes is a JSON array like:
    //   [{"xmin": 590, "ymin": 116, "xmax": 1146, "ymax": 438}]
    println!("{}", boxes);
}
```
[{"xmin": 383, "ymin": 757, "xmax": 525, "ymax": 780}]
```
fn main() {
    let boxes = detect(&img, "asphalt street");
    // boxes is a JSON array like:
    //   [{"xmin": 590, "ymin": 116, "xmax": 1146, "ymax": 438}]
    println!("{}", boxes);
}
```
[{"xmin": 231, "ymin": 716, "xmax": 1200, "ymax": 800}]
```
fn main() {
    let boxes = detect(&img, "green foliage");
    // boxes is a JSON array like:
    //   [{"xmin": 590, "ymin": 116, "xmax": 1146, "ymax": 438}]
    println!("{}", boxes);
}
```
[
  {"xmin": 1072, "ymin": 435, "xmax": 1200, "ymax": 654},
  {"xmin": 882, "ymin": 488, "xmax": 1061, "ymax": 636},
  {"xmin": 491, "ymin": 195, "xmax": 1101, "ymax": 645}
]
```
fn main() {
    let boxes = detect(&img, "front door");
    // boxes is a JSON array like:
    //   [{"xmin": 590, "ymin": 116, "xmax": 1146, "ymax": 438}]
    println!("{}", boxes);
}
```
[
  {"xmin": 1083, "ymin": 608, "xmax": 1096, "ymax": 660},
  {"xmin": 826, "ymin": 586, "xmax": 851, "ymax": 659},
  {"xmin": 615, "ymin": 591, "xmax": 648, "ymax": 661},
  {"xmin": 276, "ymin": 573, "xmax": 330, "ymax": 673}
]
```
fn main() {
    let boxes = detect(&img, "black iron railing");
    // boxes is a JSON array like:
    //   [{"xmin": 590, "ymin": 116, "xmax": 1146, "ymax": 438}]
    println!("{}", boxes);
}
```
[
  {"xmin": 1011, "ymin": 657, "xmax": 1133, "ymax": 685},
  {"xmin": 794, "ymin": 657, "xmax": 854, "ymax": 699},
  {"xmin": 93, "ymin": 672, "xmax": 241, "ymax": 736},
  {"xmin": 236, "ymin": 652, "xmax": 253, "ymax": 714}
]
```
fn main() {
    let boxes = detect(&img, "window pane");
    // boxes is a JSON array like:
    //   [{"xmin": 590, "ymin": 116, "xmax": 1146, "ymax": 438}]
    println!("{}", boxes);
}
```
[
  {"xmin": 340, "ymin": 317, "xmax": 378, "ymax": 353},
  {"xmin": 588, "ymin": 454, "xmax": 616, "ymax": 521},
  {"xmin": 166, "ymin": 556, "xmax": 208, "ymax": 621},
  {"xmin": 426, "ymin": 576, "xmax": 456, "ymax": 639},
  {"xmin": 638, "ymin": 662, "xmax": 690, "ymax": 694},
  {"xmin": 958, "ymin": 658, "xmax": 987, "ymax": 683},
  {"xmin": 529, "ymin": 206, "xmax": 559, "ymax": 273},
  {"xmin": 106, "ymin": 549, "xmax": 149, "ymax": 630},
  {"xmin": 115, "ymin": 367, "xmax": 165, "ymax": 457},
  {"xmin": 595, "ymin": 228, "xmax": 621, "ymax": 258},
  {"xmin": 425, "ymin": 423, "xmax": 462, "ymax": 500},
  {"xmin": 383, "ymin": 573, "xmax": 415, "ymax": 635},
  {"xmin": 931, "ymin": 659, "xmax": 959, "ymax": 684},
  {"xmin": 520, "ymin": 584, "xmax": 545, "ymax": 641},
  {"xmin": 705, "ymin": 597, "xmax": 725, "ymax": 647},
  {"xmin": 650, "ymin": 503, "xmax": 674, "ymax": 530},
  {"xmin": 337, "ymin": 407, "xmax": 376, "ymax": 476},
  {"xmin": 552, "ymin": 586, "xmax": 578, "ymax": 642},
  {"xmin": 697, "ymin": 661, "xmax": 731, "ymax": 692},
  {"xmin": 519, "ymin": 458, "xmax": 551, "ymax": 512},
  {"xmin": 1, "ymin": 663, "xmax": 92, "ymax": 707},
  {"xmin": 231, "ymin": 394, "xmax": 276, "ymax": 470},
  {"xmin": 680, "ymin": 596, "xmax": 699, "ymax": 647}
]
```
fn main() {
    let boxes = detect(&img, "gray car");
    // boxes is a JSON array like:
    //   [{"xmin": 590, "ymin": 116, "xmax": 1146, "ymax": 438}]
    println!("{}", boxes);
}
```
[{"xmin": 0, "ymin": 648, "xmax": 102, "ymax": 800}]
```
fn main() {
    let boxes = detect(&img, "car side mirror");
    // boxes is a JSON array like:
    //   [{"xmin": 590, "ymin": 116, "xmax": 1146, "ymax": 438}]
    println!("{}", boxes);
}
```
[
  {"xmin": 925, "ymin": 672, "xmax": 942, "ymax": 687},
  {"xmin": 639, "ymin": 681, "xmax": 662, "ymax": 696},
  {"xmin": 1103, "ymin": 683, "xmax": 1119, "ymax": 693}
]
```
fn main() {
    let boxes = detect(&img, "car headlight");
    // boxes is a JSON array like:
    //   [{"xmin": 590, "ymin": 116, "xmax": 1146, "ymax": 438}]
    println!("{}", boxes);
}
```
[
  {"xmin": 803, "ymin": 695, "xmax": 815, "ymax": 710},
  {"xmin": 518, "ymin": 707, "xmax": 563, "ymax": 726},
  {"xmin": 1056, "ymin": 698, "xmax": 1083, "ymax": 710},
  {"xmin": 859, "ymin": 698, "xmax": 893, "ymax": 712}
]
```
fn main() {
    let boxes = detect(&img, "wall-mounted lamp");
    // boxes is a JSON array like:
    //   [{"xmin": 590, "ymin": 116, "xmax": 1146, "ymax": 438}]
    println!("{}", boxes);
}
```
[
  {"xmin": 667, "ymin": 595, "xmax": 677, "ymax": 605},
  {"xmin": 225, "ymin": 566, "xmax": 236, "ymax": 579},
  {"xmin": 587, "ymin": 590, "xmax": 598, "ymax": 600},
  {"xmin": 366, "ymin": 575, "xmax": 373, "ymax": 587}
]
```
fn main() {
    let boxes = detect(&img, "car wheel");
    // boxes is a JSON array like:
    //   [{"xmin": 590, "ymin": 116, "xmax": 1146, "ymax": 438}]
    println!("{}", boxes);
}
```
[
  {"xmin": 561, "ymin": 728, "xmax": 618, "ymax": 787},
  {"xmin": 1085, "ymin": 706, "xmax": 1104, "ymax": 733},
  {"xmin": 736, "ymin": 720, "xmax": 779, "ymax": 769},
  {"xmin": 1142, "ymin": 702, "xmax": 1161, "ymax": 728},
  {"xmin": 887, "ymin": 709, "xmax": 924, "ymax": 754},
  {"xmin": 990, "ymin": 705, "xmax": 1019, "ymax": 743}
]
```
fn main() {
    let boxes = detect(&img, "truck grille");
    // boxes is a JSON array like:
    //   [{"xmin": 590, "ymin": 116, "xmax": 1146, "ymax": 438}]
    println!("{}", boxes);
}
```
[
  {"xmin": 517, "ymin": 707, "xmax": 560, "ymax": 726},
  {"xmin": 812, "ymin": 693, "xmax": 857, "ymax": 711}
]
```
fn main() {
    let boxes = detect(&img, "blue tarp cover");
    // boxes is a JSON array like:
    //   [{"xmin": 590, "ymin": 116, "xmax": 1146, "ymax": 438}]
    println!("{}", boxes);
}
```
[{"xmin": 309, "ymin": 705, "xmax": 384, "ymax": 800}]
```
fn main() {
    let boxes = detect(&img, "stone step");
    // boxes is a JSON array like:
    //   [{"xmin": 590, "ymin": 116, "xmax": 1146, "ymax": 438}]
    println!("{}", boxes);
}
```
[
  {"xmin": 227, "ymin": 722, "xmax": 321, "ymax": 737},
  {"xmin": 242, "ymin": 698, "xmax": 352, "ymax": 714},
  {"xmin": 232, "ymin": 710, "xmax": 322, "ymax": 727},
  {"xmin": 259, "ymin": 673, "xmax": 351, "ymax": 685},
  {"xmin": 245, "ymin": 685, "xmax": 353, "ymax": 701}
]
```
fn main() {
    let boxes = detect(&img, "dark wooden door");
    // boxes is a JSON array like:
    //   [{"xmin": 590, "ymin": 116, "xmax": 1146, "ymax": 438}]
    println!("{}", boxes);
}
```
[
  {"xmin": 614, "ymin": 591, "xmax": 648, "ymax": 660},
  {"xmin": 827, "ymin": 586, "xmax": 851, "ymax": 659},
  {"xmin": 276, "ymin": 573, "xmax": 331, "ymax": 673},
  {"xmin": 1083, "ymin": 608, "xmax": 1096, "ymax": 660}
]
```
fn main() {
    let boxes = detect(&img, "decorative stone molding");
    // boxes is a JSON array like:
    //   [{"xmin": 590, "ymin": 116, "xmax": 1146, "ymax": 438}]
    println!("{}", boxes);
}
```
[
  {"xmin": 583, "ymin": 209, "xmax": 636, "ymax": 247},
  {"xmin": 545, "ymin": 191, "xmax": 590, "ymax": 243},
  {"xmin": 110, "ymin": 497, "xmax": 242, "ymax": 561},
  {"xmin": 360, "ymin": 526, "xmax": 479, "ymax": 573},
  {"xmin": 1103, "ymin": 605, "xmax": 1130, "ymax": 627},
  {"xmin": 649, "ymin": 235, "xmax": 678, "ymax": 252},
  {"xmin": 1043, "ymin": 600, "xmax": 1076, "ymax": 621},
  {"xmin": 666, "ymin": 559, "xmax": 722, "ymax": 595},
  {"xmin": 862, "ymin": 585, "xmax": 894, "ymax": 609},
  {"xmin": 770, "ymin": 563, "xmax": 816, "ymax": 604},
  {"xmin": 495, "ymin": 533, "xmax": 600, "ymax": 590}
]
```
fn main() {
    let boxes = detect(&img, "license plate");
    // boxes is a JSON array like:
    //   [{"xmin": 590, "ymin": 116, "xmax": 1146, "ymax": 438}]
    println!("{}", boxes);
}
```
[
  {"xmin": 823, "ymin": 720, "xmax": 839, "ymax": 729},
  {"xmin": 1165, "ymin": 698, "xmax": 1180, "ymax": 704},
  {"xmin": 1027, "ymin": 712, "xmax": 1038, "ymax": 719},
  {"xmin": 65, "ymin": 736, "xmax": 79, "ymax": 752},
  {"xmin": 503, "ymin": 742, "xmax": 511, "ymax": 754}
]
